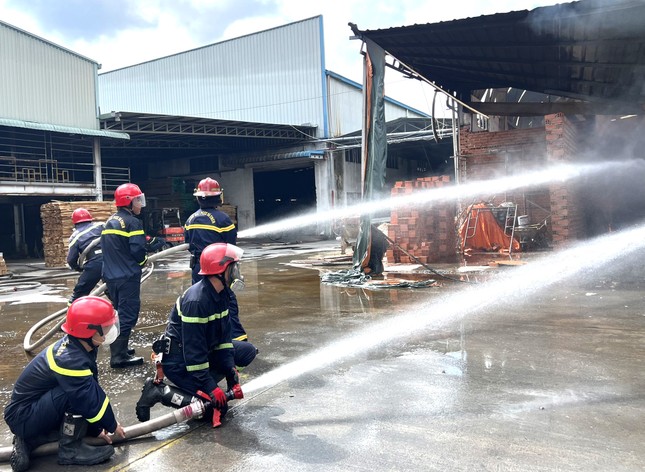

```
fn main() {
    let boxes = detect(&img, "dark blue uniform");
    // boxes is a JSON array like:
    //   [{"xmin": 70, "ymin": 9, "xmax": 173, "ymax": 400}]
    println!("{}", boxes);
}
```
[
  {"xmin": 162, "ymin": 279, "xmax": 235, "ymax": 395},
  {"xmin": 3, "ymin": 336, "xmax": 118, "ymax": 445},
  {"xmin": 67, "ymin": 221, "xmax": 104, "ymax": 303},
  {"xmin": 227, "ymin": 293, "xmax": 257, "ymax": 369},
  {"xmin": 101, "ymin": 208, "xmax": 147, "ymax": 337},
  {"xmin": 184, "ymin": 208, "xmax": 236, "ymax": 284}
]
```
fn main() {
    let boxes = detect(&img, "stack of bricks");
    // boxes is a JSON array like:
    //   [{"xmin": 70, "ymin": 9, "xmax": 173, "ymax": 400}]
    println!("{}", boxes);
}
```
[
  {"xmin": 386, "ymin": 176, "xmax": 457, "ymax": 265},
  {"xmin": 41, "ymin": 201, "xmax": 116, "ymax": 268}
]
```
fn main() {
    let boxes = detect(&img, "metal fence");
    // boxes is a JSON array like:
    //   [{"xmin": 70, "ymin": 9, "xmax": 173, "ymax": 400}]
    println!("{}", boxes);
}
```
[{"xmin": 0, "ymin": 156, "xmax": 130, "ymax": 193}]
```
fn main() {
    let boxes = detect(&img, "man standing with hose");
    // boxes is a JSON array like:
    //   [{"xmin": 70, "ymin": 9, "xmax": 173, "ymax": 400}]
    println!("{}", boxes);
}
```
[
  {"xmin": 101, "ymin": 183, "xmax": 148, "ymax": 369},
  {"xmin": 66, "ymin": 208, "xmax": 104, "ymax": 305},
  {"xmin": 184, "ymin": 177, "xmax": 256, "ymax": 373}
]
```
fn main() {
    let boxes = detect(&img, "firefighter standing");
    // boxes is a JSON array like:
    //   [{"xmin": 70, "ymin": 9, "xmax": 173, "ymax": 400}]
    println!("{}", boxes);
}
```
[
  {"xmin": 66, "ymin": 208, "xmax": 104, "ymax": 305},
  {"xmin": 4, "ymin": 297, "xmax": 126, "ymax": 471},
  {"xmin": 134, "ymin": 243, "xmax": 245, "ymax": 424},
  {"xmin": 101, "ymin": 183, "xmax": 147, "ymax": 368},
  {"xmin": 184, "ymin": 177, "xmax": 237, "ymax": 284}
]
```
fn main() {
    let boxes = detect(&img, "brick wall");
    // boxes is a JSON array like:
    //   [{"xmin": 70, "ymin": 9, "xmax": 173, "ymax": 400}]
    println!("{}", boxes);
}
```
[
  {"xmin": 460, "ymin": 127, "xmax": 551, "ymax": 230},
  {"xmin": 387, "ymin": 176, "xmax": 457, "ymax": 264},
  {"xmin": 545, "ymin": 113, "xmax": 584, "ymax": 246}
]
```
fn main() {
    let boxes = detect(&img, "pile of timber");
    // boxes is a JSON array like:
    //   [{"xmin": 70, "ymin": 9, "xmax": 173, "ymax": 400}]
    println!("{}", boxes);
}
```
[
  {"xmin": 41, "ymin": 201, "xmax": 116, "ymax": 268},
  {"xmin": 219, "ymin": 204, "xmax": 238, "ymax": 226},
  {"xmin": 0, "ymin": 253, "xmax": 7, "ymax": 275}
]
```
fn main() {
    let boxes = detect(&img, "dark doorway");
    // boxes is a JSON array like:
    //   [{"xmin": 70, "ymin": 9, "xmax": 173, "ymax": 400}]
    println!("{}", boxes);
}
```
[{"xmin": 253, "ymin": 167, "xmax": 316, "ymax": 225}]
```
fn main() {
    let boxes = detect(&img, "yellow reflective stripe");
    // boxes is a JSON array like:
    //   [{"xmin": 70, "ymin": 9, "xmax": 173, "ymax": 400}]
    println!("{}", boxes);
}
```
[
  {"xmin": 233, "ymin": 334, "xmax": 248, "ymax": 341},
  {"xmin": 86, "ymin": 396, "xmax": 110, "ymax": 423},
  {"xmin": 138, "ymin": 255, "xmax": 148, "ymax": 266},
  {"xmin": 185, "ymin": 223, "xmax": 235, "ymax": 233},
  {"xmin": 214, "ymin": 343, "xmax": 234, "ymax": 350},
  {"xmin": 68, "ymin": 223, "xmax": 102, "ymax": 247},
  {"xmin": 179, "ymin": 309, "xmax": 228, "ymax": 324},
  {"xmin": 186, "ymin": 362, "xmax": 209, "ymax": 372},
  {"xmin": 46, "ymin": 345, "xmax": 92, "ymax": 377},
  {"xmin": 101, "ymin": 229, "xmax": 145, "ymax": 237}
]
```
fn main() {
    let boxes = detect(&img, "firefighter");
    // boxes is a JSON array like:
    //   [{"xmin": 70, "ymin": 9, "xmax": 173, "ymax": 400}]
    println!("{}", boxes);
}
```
[
  {"xmin": 66, "ymin": 208, "xmax": 104, "ymax": 305},
  {"xmin": 4, "ymin": 297, "xmax": 126, "ymax": 471},
  {"xmin": 134, "ymin": 243, "xmax": 244, "ymax": 424},
  {"xmin": 184, "ymin": 177, "xmax": 256, "ymax": 370},
  {"xmin": 184, "ymin": 177, "xmax": 237, "ymax": 284},
  {"xmin": 101, "ymin": 183, "xmax": 147, "ymax": 368}
]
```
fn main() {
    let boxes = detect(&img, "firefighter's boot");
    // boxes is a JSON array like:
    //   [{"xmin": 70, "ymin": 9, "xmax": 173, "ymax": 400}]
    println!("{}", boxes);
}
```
[
  {"xmin": 110, "ymin": 335, "xmax": 143, "ymax": 368},
  {"xmin": 10, "ymin": 435, "xmax": 30, "ymax": 472},
  {"xmin": 135, "ymin": 378, "xmax": 166, "ymax": 422},
  {"xmin": 57, "ymin": 413, "xmax": 114, "ymax": 466}
]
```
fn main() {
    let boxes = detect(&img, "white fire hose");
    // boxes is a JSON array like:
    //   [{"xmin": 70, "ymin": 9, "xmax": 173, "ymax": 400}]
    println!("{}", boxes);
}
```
[
  {"xmin": 0, "ymin": 399, "xmax": 207, "ymax": 462},
  {"xmin": 22, "ymin": 243, "xmax": 189, "ymax": 354}
]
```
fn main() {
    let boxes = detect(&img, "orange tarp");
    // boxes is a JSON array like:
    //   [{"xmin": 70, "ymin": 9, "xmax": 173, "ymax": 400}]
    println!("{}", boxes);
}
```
[{"xmin": 459, "ymin": 203, "xmax": 521, "ymax": 253}]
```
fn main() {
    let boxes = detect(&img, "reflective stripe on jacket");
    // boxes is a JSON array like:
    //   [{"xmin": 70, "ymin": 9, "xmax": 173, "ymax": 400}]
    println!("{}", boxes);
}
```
[
  {"xmin": 101, "ymin": 208, "xmax": 147, "ymax": 280},
  {"xmin": 184, "ymin": 208, "xmax": 237, "ymax": 256},
  {"xmin": 67, "ymin": 222, "xmax": 104, "ymax": 271},
  {"xmin": 163, "ymin": 279, "xmax": 235, "ymax": 393},
  {"xmin": 3, "ymin": 336, "xmax": 117, "ymax": 434}
]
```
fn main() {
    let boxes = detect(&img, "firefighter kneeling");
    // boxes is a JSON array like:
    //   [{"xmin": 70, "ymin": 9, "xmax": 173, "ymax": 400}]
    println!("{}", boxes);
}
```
[{"xmin": 135, "ymin": 243, "xmax": 246, "ymax": 426}]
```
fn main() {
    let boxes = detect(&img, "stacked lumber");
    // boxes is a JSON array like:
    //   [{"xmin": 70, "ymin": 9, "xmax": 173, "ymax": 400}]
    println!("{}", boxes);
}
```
[
  {"xmin": 386, "ymin": 175, "xmax": 457, "ymax": 264},
  {"xmin": 0, "ymin": 253, "xmax": 8, "ymax": 275},
  {"xmin": 41, "ymin": 201, "xmax": 116, "ymax": 268},
  {"xmin": 219, "ymin": 204, "xmax": 238, "ymax": 226}
]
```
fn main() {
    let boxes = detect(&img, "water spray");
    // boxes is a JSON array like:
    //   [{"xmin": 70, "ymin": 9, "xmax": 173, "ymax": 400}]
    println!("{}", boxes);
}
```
[
  {"xmin": 238, "ymin": 160, "xmax": 644, "ymax": 239},
  {"xmin": 242, "ymin": 221, "xmax": 645, "ymax": 396}
]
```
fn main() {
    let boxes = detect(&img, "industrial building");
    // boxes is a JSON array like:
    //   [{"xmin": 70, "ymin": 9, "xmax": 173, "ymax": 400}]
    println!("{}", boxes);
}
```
[
  {"xmin": 0, "ymin": 20, "xmax": 129, "ymax": 258},
  {"xmin": 0, "ymin": 16, "xmax": 449, "ymax": 258},
  {"xmin": 96, "ymin": 16, "xmax": 448, "ymax": 234}
]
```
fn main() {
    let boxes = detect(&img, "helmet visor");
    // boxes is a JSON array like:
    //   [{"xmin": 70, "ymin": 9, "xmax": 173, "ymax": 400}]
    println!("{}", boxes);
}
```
[
  {"xmin": 132, "ymin": 194, "xmax": 146, "ymax": 208},
  {"xmin": 91, "ymin": 311, "xmax": 120, "ymax": 345}
]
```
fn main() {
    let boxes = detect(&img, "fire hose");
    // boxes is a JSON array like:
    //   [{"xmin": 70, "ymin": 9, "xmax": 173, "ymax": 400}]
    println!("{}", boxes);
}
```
[
  {"xmin": 22, "ymin": 243, "xmax": 189, "ymax": 354},
  {"xmin": 0, "ymin": 385, "xmax": 243, "ymax": 463}
]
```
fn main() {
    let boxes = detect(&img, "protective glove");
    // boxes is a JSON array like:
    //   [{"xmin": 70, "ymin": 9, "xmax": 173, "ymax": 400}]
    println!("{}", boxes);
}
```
[
  {"xmin": 226, "ymin": 368, "xmax": 240, "ymax": 392},
  {"xmin": 210, "ymin": 387, "xmax": 228, "ymax": 415}
]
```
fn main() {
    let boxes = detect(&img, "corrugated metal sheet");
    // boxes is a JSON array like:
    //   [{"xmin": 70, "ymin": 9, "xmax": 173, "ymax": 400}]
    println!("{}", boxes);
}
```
[
  {"xmin": 0, "ymin": 117, "xmax": 128, "ymax": 139},
  {"xmin": 0, "ymin": 21, "xmax": 99, "ymax": 129},
  {"xmin": 327, "ymin": 73, "xmax": 428, "ymax": 137},
  {"xmin": 100, "ymin": 17, "xmax": 326, "ymax": 135}
]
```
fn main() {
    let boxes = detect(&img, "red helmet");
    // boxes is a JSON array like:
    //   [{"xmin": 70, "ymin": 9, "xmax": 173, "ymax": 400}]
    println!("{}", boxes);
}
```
[
  {"xmin": 199, "ymin": 243, "xmax": 243, "ymax": 275},
  {"xmin": 114, "ymin": 183, "xmax": 145, "ymax": 207},
  {"xmin": 71, "ymin": 208, "xmax": 93, "ymax": 224},
  {"xmin": 62, "ymin": 296, "xmax": 118, "ymax": 338},
  {"xmin": 193, "ymin": 177, "xmax": 222, "ymax": 197}
]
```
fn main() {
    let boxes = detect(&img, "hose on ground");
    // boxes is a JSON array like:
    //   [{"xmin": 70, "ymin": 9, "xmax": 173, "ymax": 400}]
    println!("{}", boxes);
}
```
[
  {"xmin": 0, "ymin": 399, "xmax": 207, "ymax": 462},
  {"xmin": 22, "ymin": 244, "xmax": 189, "ymax": 354}
]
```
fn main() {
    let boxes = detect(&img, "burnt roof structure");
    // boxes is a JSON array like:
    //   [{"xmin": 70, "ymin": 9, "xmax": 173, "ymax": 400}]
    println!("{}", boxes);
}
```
[{"xmin": 351, "ymin": 0, "xmax": 645, "ymax": 116}]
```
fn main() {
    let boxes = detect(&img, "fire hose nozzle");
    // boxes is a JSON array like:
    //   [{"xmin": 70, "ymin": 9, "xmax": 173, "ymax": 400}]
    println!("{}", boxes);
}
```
[{"xmin": 225, "ymin": 384, "xmax": 244, "ymax": 401}]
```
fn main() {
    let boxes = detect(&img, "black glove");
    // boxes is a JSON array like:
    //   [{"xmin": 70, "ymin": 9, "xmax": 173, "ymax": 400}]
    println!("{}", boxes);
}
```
[{"xmin": 226, "ymin": 368, "xmax": 240, "ymax": 392}]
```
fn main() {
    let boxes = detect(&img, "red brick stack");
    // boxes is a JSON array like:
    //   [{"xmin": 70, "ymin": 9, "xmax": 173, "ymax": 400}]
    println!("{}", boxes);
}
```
[
  {"xmin": 545, "ymin": 113, "xmax": 584, "ymax": 246},
  {"xmin": 386, "ymin": 176, "xmax": 457, "ymax": 265}
]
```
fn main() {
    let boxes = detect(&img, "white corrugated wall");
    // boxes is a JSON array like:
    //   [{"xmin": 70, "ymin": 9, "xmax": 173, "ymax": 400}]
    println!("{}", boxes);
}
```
[
  {"xmin": 0, "ymin": 22, "xmax": 99, "ymax": 129},
  {"xmin": 327, "ymin": 74, "xmax": 428, "ymax": 137},
  {"xmin": 99, "ymin": 17, "xmax": 326, "ymax": 135}
]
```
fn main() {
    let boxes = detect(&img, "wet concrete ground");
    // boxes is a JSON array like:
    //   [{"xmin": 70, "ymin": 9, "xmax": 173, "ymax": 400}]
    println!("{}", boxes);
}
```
[{"xmin": 0, "ymin": 239, "xmax": 644, "ymax": 471}]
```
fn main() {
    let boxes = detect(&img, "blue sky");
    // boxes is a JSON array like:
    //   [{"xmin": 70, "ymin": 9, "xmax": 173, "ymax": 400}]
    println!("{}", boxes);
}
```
[{"xmin": 0, "ymin": 0, "xmax": 564, "ymax": 116}]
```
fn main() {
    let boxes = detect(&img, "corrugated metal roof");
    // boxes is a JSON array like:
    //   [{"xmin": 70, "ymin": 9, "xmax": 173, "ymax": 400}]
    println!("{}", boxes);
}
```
[
  {"xmin": 0, "ymin": 118, "xmax": 129, "ymax": 140},
  {"xmin": 99, "ymin": 17, "xmax": 327, "ymax": 134},
  {"xmin": 353, "ymin": 0, "xmax": 645, "ymax": 108}
]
